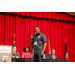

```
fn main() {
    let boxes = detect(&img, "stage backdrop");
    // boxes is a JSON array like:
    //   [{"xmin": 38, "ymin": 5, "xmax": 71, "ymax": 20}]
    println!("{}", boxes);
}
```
[{"xmin": 0, "ymin": 12, "xmax": 75, "ymax": 62}]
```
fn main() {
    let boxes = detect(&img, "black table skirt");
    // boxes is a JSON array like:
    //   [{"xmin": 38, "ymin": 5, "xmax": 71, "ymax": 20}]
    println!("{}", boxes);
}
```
[{"xmin": 12, "ymin": 58, "xmax": 69, "ymax": 62}]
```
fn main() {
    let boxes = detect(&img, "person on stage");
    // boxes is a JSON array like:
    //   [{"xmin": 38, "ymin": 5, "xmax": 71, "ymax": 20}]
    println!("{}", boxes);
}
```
[
  {"xmin": 43, "ymin": 51, "xmax": 49, "ymax": 59},
  {"xmin": 21, "ymin": 46, "xmax": 33, "ymax": 58},
  {"xmin": 30, "ymin": 27, "xmax": 47, "ymax": 62},
  {"xmin": 48, "ymin": 49, "xmax": 58, "ymax": 59},
  {"xmin": 12, "ymin": 46, "xmax": 20, "ymax": 58}
]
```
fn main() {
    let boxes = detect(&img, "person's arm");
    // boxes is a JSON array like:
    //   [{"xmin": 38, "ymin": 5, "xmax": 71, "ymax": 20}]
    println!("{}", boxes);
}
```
[
  {"xmin": 41, "ymin": 34, "xmax": 47, "ymax": 56},
  {"xmin": 41, "ymin": 42, "xmax": 47, "ymax": 56},
  {"xmin": 43, "ymin": 54, "xmax": 49, "ymax": 59},
  {"xmin": 30, "ymin": 36, "xmax": 34, "ymax": 45},
  {"xmin": 21, "ymin": 54, "xmax": 24, "ymax": 58},
  {"xmin": 56, "ymin": 55, "xmax": 58, "ymax": 59},
  {"xmin": 46, "ymin": 55, "xmax": 49, "ymax": 59},
  {"xmin": 18, "ymin": 53, "xmax": 20, "ymax": 58},
  {"xmin": 16, "ymin": 52, "xmax": 20, "ymax": 58},
  {"xmin": 41, "ymin": 43, "xmax": 47, "ymax": 56},
  {"xmin": 43, "ymin": 34, "xmax": 47, "ymax": 52},
  {"xmin": 43, "ymin": 42, "xmax": 47, "ymax": 52},
  {"xmin": 30, "ymin": 39, "xmax": 33, "ymax": 45},
  {"xmin": 48, "ymin": 54, "xmax": 51, "ymax": 59},
  {"xmin": 31, "ymin": 54, "xmax": 33, "ymax": 58}
]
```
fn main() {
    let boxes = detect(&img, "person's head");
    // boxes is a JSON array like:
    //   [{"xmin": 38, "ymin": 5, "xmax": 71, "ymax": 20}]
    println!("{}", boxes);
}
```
[
  {"xmin": 35, "ymin": 27, "xmax": 40, "ymax": 34},
  {"xmin": 52, "ymin": 49, "xmax": 55, "ymax": 55},
  {"xmin": 65, "ymin": 39, "xmax": 66, "ymax": 43},
  {"xmin": 12, "ymin": 46, "xmax": 17, "ymax": 52},
  {"xmin": 24, "ymin": 46, "xmax": 30, "ymax": 52}
]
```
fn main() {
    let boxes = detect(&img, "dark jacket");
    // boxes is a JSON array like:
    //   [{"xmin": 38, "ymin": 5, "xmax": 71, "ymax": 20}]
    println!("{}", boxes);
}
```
[
  {"xmin": 45, "ymin": 54, "xmax": 49, "ymax": 59},
  {"xmin": 48, "ymin": 54, "xmax": 58, "ymax": 59}
]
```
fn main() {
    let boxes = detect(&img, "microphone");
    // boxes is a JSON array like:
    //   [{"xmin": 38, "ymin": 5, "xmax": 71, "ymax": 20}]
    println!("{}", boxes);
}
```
[
  {"xmin": 31, "ymin": 32, "xmax": 37, "ymax": 40},
  {"xmin": 33, "ymin": 32, "xmax": 37, "ymax": 37}
]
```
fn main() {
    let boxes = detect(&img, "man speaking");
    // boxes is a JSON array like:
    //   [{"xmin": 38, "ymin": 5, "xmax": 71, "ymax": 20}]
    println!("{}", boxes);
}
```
[{"xmin": 30, "ymin": 27, "xmax": 47, "ymax": 62}]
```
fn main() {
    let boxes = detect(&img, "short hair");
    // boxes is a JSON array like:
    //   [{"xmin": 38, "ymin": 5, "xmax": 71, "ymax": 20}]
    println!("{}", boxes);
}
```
[
  {"xmin": 52, "ymin": 49, "xmax": 55, "ymax": 51},
  {"xmin": 35, "ymin": 27, "xmax": 40, "ymax": 30},
  {"xmin": 12, "ymin": 46, "xmax": 16, "ymax": 49},
  {"xmin": 24, "ymin": 46, "xmax": 30, "ymax": 52}
]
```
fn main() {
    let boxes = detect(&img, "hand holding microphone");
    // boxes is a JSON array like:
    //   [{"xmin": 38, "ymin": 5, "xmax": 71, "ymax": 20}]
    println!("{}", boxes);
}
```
[
  {"xmin": 30, "ymin": 36, "xmax": 34, "ymax": 40},
  {"xmin": 30, "ymin": 32, "xmax": 37, "ymax": 45},
  {"xmin": 30, "ymin": 32, "xmax": 37, "ymax": 40}
]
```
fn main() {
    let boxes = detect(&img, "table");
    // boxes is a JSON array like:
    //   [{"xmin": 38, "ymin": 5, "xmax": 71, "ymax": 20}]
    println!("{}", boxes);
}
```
[{"xmin": 12, "ymin": 58, "xmax": 69, "ymax": 62}]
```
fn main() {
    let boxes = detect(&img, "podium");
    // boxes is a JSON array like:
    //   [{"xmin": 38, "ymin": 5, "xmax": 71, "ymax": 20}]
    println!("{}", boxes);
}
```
[{"xmin": 0, "ymin": 45, "xmax": 12, "ymax": 62}]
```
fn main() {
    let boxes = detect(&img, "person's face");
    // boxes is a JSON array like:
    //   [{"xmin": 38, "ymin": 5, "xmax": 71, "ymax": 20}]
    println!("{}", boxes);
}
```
[
  {"xmin": 25, "ymin": 47, "xmax": 29, "ymax": 52},
  {"xmin": 65, "ymin": 39, "xmax": 66, "ymax": 43},
  {"xmin": 35, "ymin": 27, "xmax": 40, "ymax": 34},
  {"xmin": 52, "ymin": 50, "xmax": 55, "ymax": 55},
  {"xmin": 12, "ymin": 47, "xmax": 16, "ymax": 52}
]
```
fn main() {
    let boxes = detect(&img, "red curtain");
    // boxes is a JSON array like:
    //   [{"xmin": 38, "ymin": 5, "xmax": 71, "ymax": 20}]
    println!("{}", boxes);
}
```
[
  {"xmin": 0, "ymin": 14, "xmax": 1, "ymax": 44},
  {"xmin": 0, "ymin": 12, "xmax": 75, "ymax": 62}
]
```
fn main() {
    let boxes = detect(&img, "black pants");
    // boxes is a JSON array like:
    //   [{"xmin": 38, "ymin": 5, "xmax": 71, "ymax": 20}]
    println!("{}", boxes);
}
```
[{"xmin": 33, "ymin": 53, "xmax": 43, "ymax": 62}]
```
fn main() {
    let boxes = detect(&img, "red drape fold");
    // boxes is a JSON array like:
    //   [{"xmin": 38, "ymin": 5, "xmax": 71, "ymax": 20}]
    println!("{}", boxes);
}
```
[
  {"xmin": 9, "ymin": 16, "xmax": 12, "ymax": 45},
  {"xmin": 1, "ymin": 15, "xmax": 5, "ymax": 45},
  {"xmin": 39, "ymin": 12, "xmax": 43, "ymax": 18},
  {"xmin": 20, "ymin": 17, "xmax": 25, "ymax": 54},
  {"xmin": 0, "ymin": 14, "xmax": 1, "ymax": 44},
  {"xmin": 55, "ymin": 22, "xmax": 59, "ymax": 57},
  {"xmin": 4, "ymin": 15, "xmax": 10, "ymax": 45}
]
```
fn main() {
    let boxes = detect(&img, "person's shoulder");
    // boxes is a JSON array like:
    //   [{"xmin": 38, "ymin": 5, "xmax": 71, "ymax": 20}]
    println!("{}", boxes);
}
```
[
  {"xmin": 55, "ymin": 54, "xmax": 57, "ymax": 56},
  {"xmin": 29, "ymin": 52, "xmax": 32, "ymax": 54},
  {"xmin": 40, "ymin": 33, "xmax": 46, "ymax": 37},
  {"xmin": 16, "ymin": 52, "xmax": 19, "ymax": 54},
  {"xmin": 55, "ymin": 55, "xmax": 58, "ymax": 57},
  {"xmin": 40, "ymin": 33, "xmax": 45, "ymax": 36},
  {"xmin": 48, "ymin": 54, "xmax": 52, "ymax": 56},
  {"xmin": 21, "ymin": 52, "xmax": 25, "ymax": 54},
  {"xmin": 16, "ymin": 52, "xmax": 20, "ymax": 55}
]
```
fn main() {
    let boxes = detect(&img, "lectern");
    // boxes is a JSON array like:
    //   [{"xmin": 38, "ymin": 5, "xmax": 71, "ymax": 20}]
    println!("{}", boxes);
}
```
[{"xmin": 0, "ymin": 45, "xmax": 12, "ymax": 62}]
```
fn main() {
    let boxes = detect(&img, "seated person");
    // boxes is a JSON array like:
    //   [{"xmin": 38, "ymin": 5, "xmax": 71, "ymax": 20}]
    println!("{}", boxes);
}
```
[
  {"xmin": 43, "ymin": 51, "xmax": 49, "ymax": 59},
  {"xmin": 65, "ymin": 52, "xmax": 68, "ymax": 59},
  {"xmin": 12, "ymin": 46, "xmax": 20, "ymax": 58},
  {"xmin": 48, "ymin": 49, "xmax": 58, "ymax": 59},
  {"xmin": 21, "ymin": 46, "xmax": 33, "ymax": 58}
]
